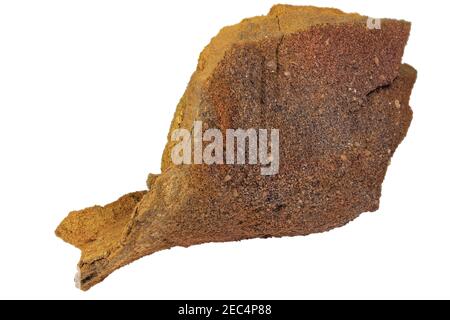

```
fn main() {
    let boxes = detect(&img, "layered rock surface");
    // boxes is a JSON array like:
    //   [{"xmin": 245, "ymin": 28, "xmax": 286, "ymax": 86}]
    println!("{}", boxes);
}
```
[{"xmin": 56, "ymin": 5, "xmax": 416, "ymax": 290}]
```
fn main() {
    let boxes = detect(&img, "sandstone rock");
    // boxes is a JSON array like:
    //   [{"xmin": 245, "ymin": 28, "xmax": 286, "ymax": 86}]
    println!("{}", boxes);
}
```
[{"xmin": 56, "ymin": 5, "xmax": 416, "ymax": 290}]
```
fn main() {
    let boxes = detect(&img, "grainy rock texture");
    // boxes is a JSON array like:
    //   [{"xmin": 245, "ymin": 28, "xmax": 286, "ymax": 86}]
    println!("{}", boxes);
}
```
[{"xmin": 56, "ymin": 5, "xmax": 416, "ymax": 290}]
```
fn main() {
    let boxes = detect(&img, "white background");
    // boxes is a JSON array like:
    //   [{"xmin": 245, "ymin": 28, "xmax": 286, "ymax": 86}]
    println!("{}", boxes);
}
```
[{"xmin": 0, "ymin": 0, "xmax": 448, "ymax": 300}]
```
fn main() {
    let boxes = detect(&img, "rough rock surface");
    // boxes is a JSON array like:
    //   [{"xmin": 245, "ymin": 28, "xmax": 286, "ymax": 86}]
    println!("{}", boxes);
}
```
[{"xmin": 56, "ymin": 5, "xmax": 416, "ymax": 290}]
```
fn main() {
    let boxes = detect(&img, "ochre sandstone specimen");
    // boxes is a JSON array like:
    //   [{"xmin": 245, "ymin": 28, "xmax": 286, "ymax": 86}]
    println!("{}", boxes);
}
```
[{"xmin": 56, "ymin": 5, "xmax": 416, "ymax": 290}]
